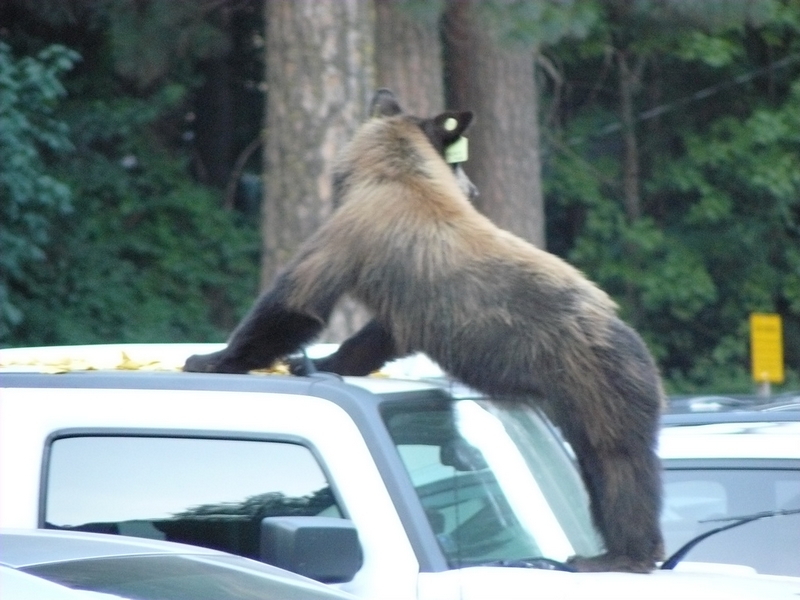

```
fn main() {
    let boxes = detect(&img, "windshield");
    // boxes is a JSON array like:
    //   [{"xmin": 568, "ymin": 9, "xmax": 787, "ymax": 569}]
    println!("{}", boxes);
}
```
[
  {"xmin": 382, "ymin": 396, "xmax": 602, "ymax": 567},
  {"xmin": 662, "ymin": 466, "xmax": 800, "ymax": 576}
]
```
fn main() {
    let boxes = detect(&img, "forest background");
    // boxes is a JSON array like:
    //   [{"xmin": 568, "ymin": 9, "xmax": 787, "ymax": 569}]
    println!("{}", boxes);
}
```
[{"xmin": 1, "ymin": 0, "xmax": 798, "ymax": 394}]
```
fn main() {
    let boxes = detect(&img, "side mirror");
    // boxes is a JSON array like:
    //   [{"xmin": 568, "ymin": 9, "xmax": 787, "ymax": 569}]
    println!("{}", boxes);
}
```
[{"xmin": 259, "ymin": 516, "xmax": 363, "ymax": 583}]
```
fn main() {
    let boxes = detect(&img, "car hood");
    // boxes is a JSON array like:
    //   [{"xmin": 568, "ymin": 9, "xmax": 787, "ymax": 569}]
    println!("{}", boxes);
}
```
[{"xmin": 417, "ymin": 564, "xmax": 800, "ymax": 600}]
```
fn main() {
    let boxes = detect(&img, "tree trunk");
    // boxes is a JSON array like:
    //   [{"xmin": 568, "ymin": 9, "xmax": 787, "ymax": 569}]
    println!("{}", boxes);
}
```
[
  {"xmin": 195, "ymin": 56, "xmax": 234, "ymax": 189},
  {"xmin": 617, "ymin": 49, "xmax": 642, "ymax": 223},
  {"xmin": 442, "ymin": 0, "xmax": 546, "ymax": 248},
  {"xmin": 262, "ymin": 0, "xmax": 374, "ymax": 341},
  {"xmin": 374, "ymin": 0, "xmax": 444, "ymax": 114},
  {"xmin": 615, "ymin": 48, "xmax": 646, "ymax": 323}
]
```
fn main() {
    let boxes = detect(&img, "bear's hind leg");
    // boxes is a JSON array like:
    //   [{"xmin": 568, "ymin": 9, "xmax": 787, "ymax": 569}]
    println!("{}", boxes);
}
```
[
  {"xmin": 562, "ymin": 420, "xmax": 664, "ymax": 573},
  {"xmin": 551, "ymin": 394, "xmax": 663, "ymax": 573}
]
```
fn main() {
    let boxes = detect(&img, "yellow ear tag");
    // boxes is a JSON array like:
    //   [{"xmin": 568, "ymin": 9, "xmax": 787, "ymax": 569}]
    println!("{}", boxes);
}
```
[
  {"xmin": 445, "ymin": 136, "xmax": 469, "ymax": 164},
  {"xmin": 444, "ymin": 117, "xmax": 458, "ymax": 131}
]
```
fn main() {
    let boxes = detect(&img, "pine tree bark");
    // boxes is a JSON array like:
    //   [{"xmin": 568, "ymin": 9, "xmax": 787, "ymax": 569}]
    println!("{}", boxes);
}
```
[
  {"xmin": 195, "ymin": 56, "xmax": 234, "ymax": 189},
  {"xmin": 617, "ymin": 49, "xmax": 643, "ymax": 223},
  {"xmin": 262, "ymin": 0, "xmax": 374, "ymax": 341},
  {"xmin": 442, "ymin": 0, "xmax": 546, "ymax": 248},
  {"xmin": 374, "ymin": 0, "xmax": 444, "ymax": 114}
]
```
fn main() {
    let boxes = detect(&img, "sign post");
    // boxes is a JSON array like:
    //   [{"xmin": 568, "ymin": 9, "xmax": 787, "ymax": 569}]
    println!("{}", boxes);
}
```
[{"xmin": 749, "ymin": 313, "xmax": 784, "ymax": 397}]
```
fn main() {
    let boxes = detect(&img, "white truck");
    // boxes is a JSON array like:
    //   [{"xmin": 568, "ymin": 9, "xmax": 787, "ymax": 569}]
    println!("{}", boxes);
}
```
[{"xmin": 1, "ymin": 344, "xmax": 799, "ymax": 599}]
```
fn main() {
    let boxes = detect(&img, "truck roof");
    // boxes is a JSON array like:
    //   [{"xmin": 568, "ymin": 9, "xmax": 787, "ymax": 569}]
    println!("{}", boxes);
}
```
[{"xmin": 0, "ymin": 343, "xmax": 448, "ymax": 397}]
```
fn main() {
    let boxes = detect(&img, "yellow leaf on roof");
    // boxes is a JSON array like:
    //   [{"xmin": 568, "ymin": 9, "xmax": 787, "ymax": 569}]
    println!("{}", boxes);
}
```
[{"xmin": 118, "ymin": 352, "xmax": 161, "ymax": 371}]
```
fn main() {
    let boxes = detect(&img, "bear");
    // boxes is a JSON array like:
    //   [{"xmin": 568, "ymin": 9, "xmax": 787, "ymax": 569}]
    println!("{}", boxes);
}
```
[{"xmin": 184, "ymin": 89, "xmax": 665, "ymax": 573}]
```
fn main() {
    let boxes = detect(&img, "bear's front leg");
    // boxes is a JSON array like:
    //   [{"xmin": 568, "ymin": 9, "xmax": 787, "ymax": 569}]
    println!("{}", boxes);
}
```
[
  {"xmin": 183, "ymin": 275, "xmax": 326, "ymax": 374},
  {"xmin": 313, "ymin": 319, "xmax": 398, "ymax": 375}
]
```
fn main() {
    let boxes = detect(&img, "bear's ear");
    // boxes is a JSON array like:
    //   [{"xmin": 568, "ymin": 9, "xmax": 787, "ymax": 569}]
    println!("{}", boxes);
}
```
[
  {"xmin": 369, "ymin": 88, "xmax": 403, "ymax": 118},
  {"xmin": 433, "ymin": 111, "xmax": 473, "ymax": 145}
]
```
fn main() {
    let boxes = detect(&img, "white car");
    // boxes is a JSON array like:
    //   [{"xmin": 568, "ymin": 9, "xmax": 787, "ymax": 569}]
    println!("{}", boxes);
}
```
[
  {"xmin": 0, "ymin": 528, "xmax": 356, "ymax": 599},
  {"xmin": 659, "ymin": 407, "xmax": 800, "ymax": 577},
  {"xmin": 2, "ymin": 344, "xmax": 800, "ymax": 600}
]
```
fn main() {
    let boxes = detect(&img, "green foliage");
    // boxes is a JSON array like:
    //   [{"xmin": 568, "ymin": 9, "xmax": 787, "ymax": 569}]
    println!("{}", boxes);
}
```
[
  {"xmin": 104, "ymin": 0, "xmax": 229, "ymax": 89},
  {"xmin": 6, "ymin": 83, "xmax": 260, "ymax": 346},
  {"xmin": 544, "ymin": 1, "xmax": 800, "ymax": 393},
  {"xmin": 479, "ymin": 0, "xmax": 602, "ymax": 47},
  {"xmin": 675, "ymin": 31, "xmax": 743, "ymax": 67},
  {"xmin": 0, "ymin": 42, "xmax": 78, "ymax": 340},
  {"xmin": 2, "ymin": 2, "xmax": 261, "ymax": 348},
  {"xmin": 650, "ymin": 80, "xmax": 800, "ymax": 391}
]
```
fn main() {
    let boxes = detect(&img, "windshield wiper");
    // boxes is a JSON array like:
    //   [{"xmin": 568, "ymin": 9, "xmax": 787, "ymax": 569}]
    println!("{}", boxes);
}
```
[
  {"xmin": 661, "ymin": 507, "xmax": 800, "ymax": 569},
  {"xmin": 480, "ymin": 557, "xmax": 576, "ymax": 572}
]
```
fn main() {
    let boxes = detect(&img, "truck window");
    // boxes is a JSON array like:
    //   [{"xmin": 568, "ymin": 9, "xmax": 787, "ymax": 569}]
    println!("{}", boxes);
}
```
[
  {"xmin": 383, "ymin": 398, "xmax": 602, "ymax": 567},
  {"xmin": 43, "ymin": 435, "xmax": 343, "ymax": 559}
]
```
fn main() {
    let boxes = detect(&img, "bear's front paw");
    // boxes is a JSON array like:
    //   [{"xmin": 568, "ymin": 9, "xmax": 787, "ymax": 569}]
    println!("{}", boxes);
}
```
[
  {"xmin": 183, "ymin": 350, "xmax": 253, "ymax": 374},
  {"xmin": 183, "ymin": 352, "xmax": 220, "ymax": 373},
  {"xmin": 286, "ymin": 352, "xmax": 317, "ymax": 376}
]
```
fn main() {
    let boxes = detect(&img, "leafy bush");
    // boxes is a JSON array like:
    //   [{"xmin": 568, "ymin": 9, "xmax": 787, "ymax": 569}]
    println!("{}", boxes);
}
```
[
  {"xmin": 2, "ymin": 44, "xmax": 260, "ymax": 347},
  {"xmin": 0, "ymin": 42, "xmax": 78, "ymax": 341},
  {"xmin": 545, "ymin": 68, "xmax": 800, "ymax": 394},
  {"xmin": 15, "ymin": 96, "xmax": 258, "ymax": 345}
]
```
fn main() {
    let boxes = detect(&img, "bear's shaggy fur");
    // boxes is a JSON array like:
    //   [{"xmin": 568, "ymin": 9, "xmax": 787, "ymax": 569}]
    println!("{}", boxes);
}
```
[{"xmin": 185, "ymin": 89, "xmax": 665, "ymax": 572}]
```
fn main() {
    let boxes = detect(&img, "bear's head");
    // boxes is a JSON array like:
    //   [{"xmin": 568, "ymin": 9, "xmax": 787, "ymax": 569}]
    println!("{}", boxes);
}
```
[{"xmin": 368, "ymin": 89, "xmax": 478, "ymax": 201}]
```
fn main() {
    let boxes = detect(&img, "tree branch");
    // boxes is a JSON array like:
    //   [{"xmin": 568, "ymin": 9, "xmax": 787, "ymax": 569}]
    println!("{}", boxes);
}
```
[{"xmin": 223, "ymin": 136, "xmax": 262, "ymax": 211}]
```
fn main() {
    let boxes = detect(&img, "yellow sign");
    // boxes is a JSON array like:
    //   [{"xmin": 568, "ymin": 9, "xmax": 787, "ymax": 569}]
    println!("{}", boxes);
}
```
[{"xmin": 750, "ymin": 313, "xmax": 784, "ymax": 383}]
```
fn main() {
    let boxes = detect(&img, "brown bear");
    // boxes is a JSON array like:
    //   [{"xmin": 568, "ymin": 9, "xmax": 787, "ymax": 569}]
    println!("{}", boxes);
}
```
[{"xmin": 184, "ymin": 89, "xmax": 665, "ymax": 573}]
